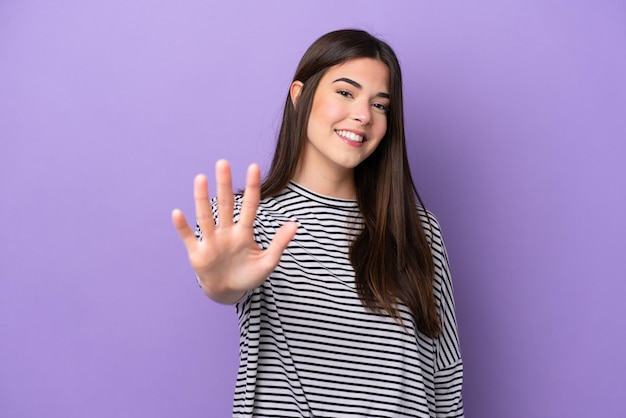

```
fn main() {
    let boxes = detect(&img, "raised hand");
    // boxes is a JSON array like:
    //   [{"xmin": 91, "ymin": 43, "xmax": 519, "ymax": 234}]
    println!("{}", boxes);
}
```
[{"xmin": 171, "ymin": 160, "xmax": 298, "ymax": 304}]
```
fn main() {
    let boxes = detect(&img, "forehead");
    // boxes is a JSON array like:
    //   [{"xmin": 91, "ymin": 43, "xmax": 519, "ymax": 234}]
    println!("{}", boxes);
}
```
[{"xmin": 322, "ymin": 58, "xmax": 390, "ymax": 91}]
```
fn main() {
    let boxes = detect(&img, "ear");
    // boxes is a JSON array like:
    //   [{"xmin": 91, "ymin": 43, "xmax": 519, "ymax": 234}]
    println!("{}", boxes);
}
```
[{"xmin": 289, "ymin": 81, "xmax": 304, "ymax": 108}]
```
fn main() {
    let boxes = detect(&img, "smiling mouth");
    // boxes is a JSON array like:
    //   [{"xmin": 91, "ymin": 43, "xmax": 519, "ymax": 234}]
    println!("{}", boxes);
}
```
[{"xmin": 335, "ymin": 130, "xmax": 365, "ymax": 143}]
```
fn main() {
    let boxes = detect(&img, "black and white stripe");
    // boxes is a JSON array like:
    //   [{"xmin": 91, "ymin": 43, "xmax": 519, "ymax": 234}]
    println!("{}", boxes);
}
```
[{"xmin": 203, "ymin": 182, "xmax": 463, "ymax": 417}]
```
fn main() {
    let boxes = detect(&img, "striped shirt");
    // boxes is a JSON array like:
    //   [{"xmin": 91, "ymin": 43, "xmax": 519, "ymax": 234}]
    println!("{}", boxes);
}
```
[{"xmin": 204, "ymin": 182, "xmax": 464, "ymax": 417}]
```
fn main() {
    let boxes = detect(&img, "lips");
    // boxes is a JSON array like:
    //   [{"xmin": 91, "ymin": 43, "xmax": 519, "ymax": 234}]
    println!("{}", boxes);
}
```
[{"xmin": 335, "ymin": 129, "xmax": 365, "ymax": 143}]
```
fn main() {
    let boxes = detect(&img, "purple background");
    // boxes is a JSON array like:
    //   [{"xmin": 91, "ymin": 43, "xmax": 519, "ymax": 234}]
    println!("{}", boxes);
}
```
[{"xmin": 1, "ymin": 1, "xmax": 625, "ymax": 417}]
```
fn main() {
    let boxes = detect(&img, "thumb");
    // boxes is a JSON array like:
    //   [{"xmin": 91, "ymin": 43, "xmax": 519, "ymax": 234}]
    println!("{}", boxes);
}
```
[{"xmin": 261, "ymin": 221, "xmax": 298, "ymax": 269}]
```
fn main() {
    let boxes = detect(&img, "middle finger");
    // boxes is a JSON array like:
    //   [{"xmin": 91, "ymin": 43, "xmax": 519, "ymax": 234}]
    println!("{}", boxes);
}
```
[{"xmin": 215, "ymin": 159, "xmax": 235, "ymax": 228}]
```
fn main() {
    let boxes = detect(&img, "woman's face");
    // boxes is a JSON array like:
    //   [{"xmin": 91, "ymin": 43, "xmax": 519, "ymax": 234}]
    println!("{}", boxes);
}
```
[{"xmin": 296, "ymin": 57, "xmax": 390, "ymax": 179}]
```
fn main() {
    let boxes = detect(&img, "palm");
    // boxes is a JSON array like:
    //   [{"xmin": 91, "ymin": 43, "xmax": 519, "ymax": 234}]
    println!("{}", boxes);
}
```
[{"xmin": 172, "ymin": 160, "xmax": 297, "ymax": 304}]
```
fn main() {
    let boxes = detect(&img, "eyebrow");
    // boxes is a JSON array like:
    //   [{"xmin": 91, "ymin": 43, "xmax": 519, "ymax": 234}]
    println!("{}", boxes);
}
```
[{"xmin": 332, "ymin": 77, "xmax": 390, "ymax": 99}]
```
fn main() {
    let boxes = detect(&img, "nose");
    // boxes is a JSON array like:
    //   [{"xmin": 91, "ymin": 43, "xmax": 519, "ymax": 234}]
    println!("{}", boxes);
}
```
[{"xmin": 352, "ymin": 100, "xmax": 372, "ymax": 125}]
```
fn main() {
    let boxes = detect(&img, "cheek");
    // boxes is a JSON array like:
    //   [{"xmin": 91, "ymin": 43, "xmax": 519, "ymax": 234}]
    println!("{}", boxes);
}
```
[
  {"xmin": 374, "ymin": 116, "xmax": 388, "ymax": 139},
  {"xmin": 310, "ymin": 96, "xmax": 344, "ymax": 125}
]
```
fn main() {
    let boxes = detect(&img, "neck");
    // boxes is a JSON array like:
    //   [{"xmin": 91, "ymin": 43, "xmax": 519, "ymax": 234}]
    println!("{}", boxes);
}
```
[{"xmin": 291, "ymin": 166, "xmax": 356, "ymax": 199}]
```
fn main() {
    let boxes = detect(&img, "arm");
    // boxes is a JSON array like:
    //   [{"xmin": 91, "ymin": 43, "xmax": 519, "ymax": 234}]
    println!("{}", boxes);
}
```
[{"xmin": 429, "ymin": 214, "xmax": 464, "ymax": 417}]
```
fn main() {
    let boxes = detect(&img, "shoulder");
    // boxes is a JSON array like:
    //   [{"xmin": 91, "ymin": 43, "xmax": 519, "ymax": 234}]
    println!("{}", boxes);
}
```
[
  {"xmin": 417, "ymin": 207, "xmax": 446, "ymax": 251},
  {"xmin": 416, "ymin": 207, "xmax": 453, "ymax": 309}
]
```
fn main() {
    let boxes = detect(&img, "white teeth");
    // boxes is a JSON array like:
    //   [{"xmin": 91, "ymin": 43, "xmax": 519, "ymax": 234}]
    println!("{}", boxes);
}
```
[{"xmin": 336, "ymin": 130, "xmax": 364, "ymax": 143}]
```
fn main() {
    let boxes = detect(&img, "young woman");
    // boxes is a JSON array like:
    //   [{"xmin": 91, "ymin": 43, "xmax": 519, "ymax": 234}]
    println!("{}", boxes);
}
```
[{"xmin": 172, "ymin": 29, "xmax": 464, "ymax": 417}]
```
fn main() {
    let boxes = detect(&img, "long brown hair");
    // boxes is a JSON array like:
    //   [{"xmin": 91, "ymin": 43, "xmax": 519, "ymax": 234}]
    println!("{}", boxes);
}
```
[{"xmin": 261, "ymin": 29, "xmax": 440, "ymax": 338}]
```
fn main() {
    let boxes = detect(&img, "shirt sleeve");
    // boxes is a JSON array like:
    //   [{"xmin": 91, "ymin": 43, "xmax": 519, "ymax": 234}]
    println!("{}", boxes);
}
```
[{"xmin": 426, "ymin": 212, "xmax": 465, "ymax": 417}]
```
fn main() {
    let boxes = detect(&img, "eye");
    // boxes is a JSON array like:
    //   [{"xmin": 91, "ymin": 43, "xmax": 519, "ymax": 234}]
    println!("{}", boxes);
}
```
[
  {"xmin": 337, "ymin": 89, "xmax": 353, "ymax": 98},
  {"xmin": 372, "ymin": 102, "xmax": 389, "ymax": 113}
]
